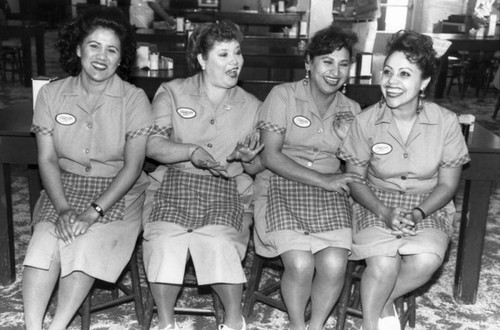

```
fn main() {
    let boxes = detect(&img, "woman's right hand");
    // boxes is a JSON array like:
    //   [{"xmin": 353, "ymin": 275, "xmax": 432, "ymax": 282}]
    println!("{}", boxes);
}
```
[
  {"xmin": 55, "ymin": 208, "xmax": 78, "ymax": 244},
  {"xmin": 320, "ymin": 172, "xmax": 366, "ymax": 195},
  {"xmin": 190, "ymin": 146, "xmax": 229, "ymax": 178},
  {"xmin": 381, "ymin": 206, "xmax": 417, "ymax": 236}
]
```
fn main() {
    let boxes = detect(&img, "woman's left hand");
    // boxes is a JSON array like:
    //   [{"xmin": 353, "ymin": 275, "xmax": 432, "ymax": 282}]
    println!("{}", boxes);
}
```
[
  {"xmin": 333, "ymin": 111, "xmax": 355, "ymax": 140},
  {"xmin": 227, "ymin": 130, "xmax": 265, "ymax": 163},
  {"xmin": 70, "ymin": 209, "xmax": 99, "ymax": 237}
]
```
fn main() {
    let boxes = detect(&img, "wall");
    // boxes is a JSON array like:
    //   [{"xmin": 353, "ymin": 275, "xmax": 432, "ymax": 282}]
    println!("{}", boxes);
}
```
[{"xmin": 411, "ymin": 0, "xmax": 470, "ymax": 33}]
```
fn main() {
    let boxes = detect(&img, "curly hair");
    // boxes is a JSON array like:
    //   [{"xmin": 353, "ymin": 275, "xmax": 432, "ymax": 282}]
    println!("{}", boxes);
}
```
[
  {"xmin": 55, "ymin": 7, "xmax": 136, "ymax": 80},
  {"xmin": 305, "ymin": 25, "xmax": 358, "ymax": 62},
  {"xmin": 186, "ymin": 20, "xmax": 244, "ymax": 73},
  {"xmin": 385, "ymin": 30, "xmax": 438, "ymax": 84}
]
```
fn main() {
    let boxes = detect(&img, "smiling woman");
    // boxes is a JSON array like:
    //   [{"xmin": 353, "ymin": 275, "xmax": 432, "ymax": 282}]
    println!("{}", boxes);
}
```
[{"xmin": 21, "ymin": 7, "xmax": 154, "ymax": 330}]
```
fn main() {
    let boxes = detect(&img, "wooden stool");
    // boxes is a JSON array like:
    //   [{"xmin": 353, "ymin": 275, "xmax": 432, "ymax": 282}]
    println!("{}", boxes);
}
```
[
  {"xmin": 242, "ymin": 253, "xmax": 286, "ymax": 318},
  {"xmin": 78, "ymin": 246, "xmax": 144, "ymax": 330},
  {"xmin": 142, "ymin": 261, "xmax": 225, "ymax": 330},
  {"xmin": 335, "ymin": 260, "xmax": 416, "ymax": 330}
]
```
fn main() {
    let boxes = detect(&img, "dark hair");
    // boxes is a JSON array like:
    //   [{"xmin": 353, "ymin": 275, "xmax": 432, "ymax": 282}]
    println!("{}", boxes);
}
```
[
  {"xmin": 305, "ymin": 25, "xmax": 358, "ymax": 62},
  {"xmin": 385, "ymin": 30, "xmax": 438, "ymax": 84},
  {"xmin": 186, "ymin": 20, "xmax": 244, "ymax": 73},
  {"xmin": 56, "ymin": 7, "xmax": 136, "ymax": 80}
]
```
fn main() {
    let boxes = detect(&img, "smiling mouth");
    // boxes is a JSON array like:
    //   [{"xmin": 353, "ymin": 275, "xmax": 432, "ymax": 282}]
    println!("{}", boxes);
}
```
[
  {"xmin": 324, "ymin": 76, "xmax": 340, "ymax": 86},
  {"xmin": 91, "ymin": 62, "xmax": 108, "ymax": 70},
  {"xmin": 386, "ymin": 88, "xmax": 404, "ymax": 97},
  {"xmin": 226, "ymin": 68, "xmax": 239, "ymax": 78}
]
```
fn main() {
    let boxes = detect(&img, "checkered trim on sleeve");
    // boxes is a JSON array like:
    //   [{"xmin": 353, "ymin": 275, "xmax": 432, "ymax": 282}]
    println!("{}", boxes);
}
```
[
  {"xmin": 336, "ymin": 149, "xmax": 369, "ymax": 167},
  {"xmin": 149, "ymin": 124, "xmax": 172, "ymax": 138},
  {"xmin": 440, "ymin": 154, "xmax": 471, "ymax": 168},
  {"xmin": 126, "ymin": 125, "xmax": 154, "ymax": 140},
  {"xmin": 31, "ymin": 124, "xmax": 54, "ymax": 136},
  {"xmin": 258, "ymin": 121, "xmax": 286, "ymax": 135}
]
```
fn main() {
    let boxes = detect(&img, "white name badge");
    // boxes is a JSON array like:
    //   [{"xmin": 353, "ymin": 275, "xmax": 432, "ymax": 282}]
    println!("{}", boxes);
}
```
[
  {"xmin": 176, "ymin": 107, "xmax": 196, "ymax": 119},
  {"xmin": 293, "ymin": 115, "xmax": 311, "ymax": 128},
  {"xmin": 371, "ymin": 143, "xmax": 392, "ymax": 155},
  {"xmin": 55, "ymin": 113, "xmax": 76, "ymax": 125}
]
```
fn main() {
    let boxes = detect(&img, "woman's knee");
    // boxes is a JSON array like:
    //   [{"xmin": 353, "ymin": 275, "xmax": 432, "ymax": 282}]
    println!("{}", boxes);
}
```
[
  {"xmin": 405, "ymin": 253, "xmax": 443, "ymax": 276},
  {"xmin": 281, "ymin": 251, "xmax": 315, "ymax": 277}
]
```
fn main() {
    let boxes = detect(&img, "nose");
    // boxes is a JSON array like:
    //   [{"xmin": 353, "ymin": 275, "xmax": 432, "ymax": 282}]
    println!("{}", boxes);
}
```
[
  {"xmin": 96, "ymin": 50, "xmax": 106, "ymax": 60},
  {"xmin": 329, "ymin": 65, "xmax": 339, "ymax": 76}
]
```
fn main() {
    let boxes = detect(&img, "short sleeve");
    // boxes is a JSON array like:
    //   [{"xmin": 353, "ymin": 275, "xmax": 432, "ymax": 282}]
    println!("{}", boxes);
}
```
[
  {"xmin": 440, "ymin": 116, "xmax": 470, "ymax": 167},
  {"xmin": 125, "ymin": 88, "xmax": 154, "ymax": 139},
  {"xmin": 337, "ymin": 116, "xmax": 372, "ymax": 167},
  {"xmin": 150, "ymin": 83, "xmax": 174, "ymax": 138},
  {"xmin": 31, "ymin": 85, "xmax": 54, "ymax": 135},
  {"xmin": 258, "ymin": 86, "xmax": 288, "ymax": 135}
]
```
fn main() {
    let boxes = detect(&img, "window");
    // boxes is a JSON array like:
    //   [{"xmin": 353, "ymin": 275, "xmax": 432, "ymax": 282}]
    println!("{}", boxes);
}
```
[{"xmin": 379, "ymin": 0, "xmax": 411, "ymax": 32}]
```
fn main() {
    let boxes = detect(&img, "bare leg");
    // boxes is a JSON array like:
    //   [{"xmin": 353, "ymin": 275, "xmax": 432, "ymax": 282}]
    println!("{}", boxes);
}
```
[
  {"xmin": 150, "ymin": 282, "xmax": 183, "ymax": 328},
  {"xmin": 212, "ymin": 283, "xmax": 244, "ymax": 329},
  {"xmin": 360, "ymin": 255, "xmax": 400, "ymax": 330},
  {"xmin": 48, "ymin": 271, "xmax": 95, "ymax": 330},
  {"xmin": 308, "ymin": 247, "xmax": 348, "ymax": 330},
  {"xmin": 280, "ymin": 250, "xmax": 315, "ymax": 330},
  {"xmin": 381, "ymin": 253, "xmax": 442, "ymax": 316},
  {"xmin": 23, "ymin": 260, "xmax": 61, "ymax": 330}
]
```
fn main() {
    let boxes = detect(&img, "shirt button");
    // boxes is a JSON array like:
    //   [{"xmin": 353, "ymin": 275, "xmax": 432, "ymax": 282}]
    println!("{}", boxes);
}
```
[
  {"xmin": 84, "ymin": 148, "xmax": 89, "ymax": 154},
  {"xmin": 317, "ymin": 128, "xmax": 323, "ymax": 134},
  {"xmin": 307, "ymin": 161, "xmax": 312, "ymax": 167},
  {"xmin": 210, "ymin": 119, "xmax": 215, "ymax": 125},
  {"xmin": 401, "ymin": 176, "xmax": 407, "ymax": 180},
  {"xmin": 399, "ymin": 191, "xmax": 405, "ymax": 194},
  {"xmin": 313, "ymin": 148, "xmax": 318, "ymax": 152},
  {"xmin": 396, "ymin": 235, "xmax": 402, "ymax": 239},
  {"xmin": 187, "ymin": 229, "xmax": 193, "ymax": 233},
  {"xmin": 85, "ymin": 167, "xmax": 91, "ymax": 172},
  {"xmin": 304, "ymin": 231, "xmax": 310, "ymax": 235},
  {"xmin": 207, "ymin": 143, "xmax": 213, "ymax": 148},
  {"xmin": 87, "ymin": 123, "xmax": 93, "ymax": 129},
  {"xmin": 403, "ymin": 153, "xmax": 408, "ymax": 158}
]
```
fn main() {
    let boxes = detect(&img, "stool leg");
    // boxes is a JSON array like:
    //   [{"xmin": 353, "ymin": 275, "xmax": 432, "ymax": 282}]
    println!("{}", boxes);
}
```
[
  {"xmin": 129, "ymin": 249, "xmax": 144, "ymax": 324},
  {"xmin": 408, "ymin": 294, "xmax": 416, "ymax": 328},
  {"xmin": 242, "ymin": 254, "xmax": 265, "ymax": 318},
  {"xmin": 142, "ymin": 288, "xmax": 155, "ymax": 330},
  {"xmin": 335, "ymin": 260, "xmax": 356, "ymax": 330}
]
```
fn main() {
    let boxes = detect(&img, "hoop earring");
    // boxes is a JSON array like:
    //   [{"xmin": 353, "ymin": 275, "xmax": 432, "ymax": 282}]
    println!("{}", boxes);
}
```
[
  {"xmin": 303, "ymin": 70, "xmax": 309, "ymax": 85},
  {"xmin": 341, "ymin": 83, "xmax": 347, "ymax": 94},
  {"xmin": 417, "ymin": 90, "xmax": 425, "ymax": 115}
]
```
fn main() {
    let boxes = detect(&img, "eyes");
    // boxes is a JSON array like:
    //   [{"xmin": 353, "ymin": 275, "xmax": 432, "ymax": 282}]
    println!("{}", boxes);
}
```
[
  {"xmin": 382, "ymin": 67, "xmax": 412, "ymax": 78},
  {"xmin": 217, "ymin": 48, "xmax": 242, "ymax": 58},
  {"xmin": 88, "ymin": 42, "xmax": 120, "ymax": 55}
]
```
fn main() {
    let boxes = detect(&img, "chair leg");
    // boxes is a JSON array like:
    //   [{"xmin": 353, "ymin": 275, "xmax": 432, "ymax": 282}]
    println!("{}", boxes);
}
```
[
  {"xmin": 142, "ymin": 288, "xmax": 155, "ymax": 330},
  {"xmin": 493, "ymin": 92, "xmax": 500, "ymax": 119},
  {"xmin": 79, "ymin": 293, "xmax": 92, "ymax": 330},
  {"xmin": 129, "ymin": 249, "xmax": 144, "ymax": 324},
  {"xmin": 242, "ymin": 254, "xmax": 265, "ymax": 318},
  {"xmin": 335, "ymin": 260, "xmax": 357, "ymax": 330}
]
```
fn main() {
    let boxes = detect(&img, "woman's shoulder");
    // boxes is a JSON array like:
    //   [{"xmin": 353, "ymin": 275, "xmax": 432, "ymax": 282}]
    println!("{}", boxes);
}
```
[{"xmin": 423, "ymin": 102, "xmax": 460, "ymax": 123}]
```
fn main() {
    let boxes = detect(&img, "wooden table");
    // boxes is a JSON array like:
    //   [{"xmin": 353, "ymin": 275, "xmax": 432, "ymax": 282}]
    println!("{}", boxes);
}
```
[
  {"xmin": 425, "ymin": 33, "xmax": 500, "ymax": 99},
  {"xmin": 0, "ymin": 20, "xmax": 47, "ymax": 87},
  {"xmin": 0, "ymin": 102, "xmax": 40, "ymax": 286},
  {"xmin": 454, "ymin": 123, "xmax": 500, "ymax": 304}
]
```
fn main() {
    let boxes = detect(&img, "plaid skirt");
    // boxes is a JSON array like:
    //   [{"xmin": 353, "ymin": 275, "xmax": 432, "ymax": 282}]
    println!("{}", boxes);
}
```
[
  {"xmin": 353, "ymin": 184, "xmax": 455, "ymax": 237},
  {"xmin": 265, "ymin": 174, "xmax": 351, "ymax": 233},
  {"xmin": 33, "ymin": 172, "xmax": 125, "ymax": 225},
  {"xmin": 148, "ymin": 167, "xmax": 244, "ymax": 231}
]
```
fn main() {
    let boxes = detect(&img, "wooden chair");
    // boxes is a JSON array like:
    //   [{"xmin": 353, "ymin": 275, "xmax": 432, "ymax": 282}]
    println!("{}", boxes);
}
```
[
  {"xmin": 78, "ymin": 245, "xmax": 144, "ymax": 330},
  {"xmin": 335, "ymin": 260, "xmax": 416, "ymax": 330},
  {"xmin": 141, "ymin": 260, "xmax": 225, "ymax": 330},
  {"xmin": 237, "ymin": 80, "xmax": 284, "ymax": 102}
]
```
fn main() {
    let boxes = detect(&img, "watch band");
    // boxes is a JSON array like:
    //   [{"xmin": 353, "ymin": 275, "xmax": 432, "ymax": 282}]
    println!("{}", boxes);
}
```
[{"xmin": 91, "ymin": 202, "xmax": 104, "ymax": 217}]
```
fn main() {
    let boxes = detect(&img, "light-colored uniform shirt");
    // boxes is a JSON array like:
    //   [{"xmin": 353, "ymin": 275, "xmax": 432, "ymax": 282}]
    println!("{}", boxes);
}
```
[
  {"xmin": 338, "ymin": 102, "xmax": 470, "ymax": 194},
  {"xmin": 150, "ymin": 73, "xmax": 261, "ymax": 194},
  {"xmin": 32, "ymin": 74, "xmax": 154, "ymax": 178},
  {"xmin": 258, "ymin": 80, "xmax": 361, "ymax": 174}
]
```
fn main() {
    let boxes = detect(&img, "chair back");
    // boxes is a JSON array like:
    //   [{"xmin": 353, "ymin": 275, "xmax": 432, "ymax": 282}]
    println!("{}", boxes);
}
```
[
  {"xmin": 345, "ymin": 84, "xmax": 382, "ymax": 109},
  {"xmin": 237, "ymin": 80, "xmax": 284, "ymax": 101}
]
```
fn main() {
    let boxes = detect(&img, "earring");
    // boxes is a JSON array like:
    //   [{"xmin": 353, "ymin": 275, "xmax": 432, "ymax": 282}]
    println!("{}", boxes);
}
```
[
  {"xmin": 379, "ymin": 95, "xmax": 386, "ymax": 107},
  {"xmin": 341, "ymin": 83, "xmax": 347, "ymax": 94},
  {"xmin": 417, "ymin": 89, "xmax": 425, "ymax": 115},
  {"xmin": 303, "ymin": 70, "xmax": 309, "ymax": 85}
]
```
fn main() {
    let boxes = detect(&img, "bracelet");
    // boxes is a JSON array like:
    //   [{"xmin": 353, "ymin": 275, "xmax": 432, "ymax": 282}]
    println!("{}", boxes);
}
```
[
  {"xmin": 91, "ymin": 203, "xmax": 104, "ymax": 217},
  {"xmin": 412, "ymin": 207, "xmax": 426, "ymax": 219},
  {"xmin": 190, "ymin": 146, "xmax": 201, "ymax": 159}
]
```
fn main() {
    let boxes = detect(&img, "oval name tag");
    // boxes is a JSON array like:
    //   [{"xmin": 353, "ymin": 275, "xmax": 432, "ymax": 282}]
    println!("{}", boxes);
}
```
[
  {"xmin": 293, "ymin": 115, "xmax": 311, "ymax": 128},
  {"xmin": 55, "ymin": 113, "xmax": 76, "ymax": 126},
  {"xmin": 176, "ymin": 107, "xmax": 196, "ymax": 119},
  {"xmin": 371, "ymin": 143, "xmax": 393, "ymax": 155}
]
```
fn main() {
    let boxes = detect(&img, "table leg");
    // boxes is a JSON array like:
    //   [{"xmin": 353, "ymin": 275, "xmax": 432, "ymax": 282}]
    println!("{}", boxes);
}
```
[
  {"xmin": 21, "ymin": 36, "xmax": 33, "ymax": 87},
  {"xmin": 434, "ymin": 52, "xmax": 449, "ymax": 99},
  {"xmin": 35, "ymin": 32, "xmax": 46, "ymax": 77},
  {"xmin": 0, "ymin": 163, "xmax": 16, "ymax": 286},
  {"xmin": 453, "ymin": 179, "xmax": 492, "ymax": 304}
]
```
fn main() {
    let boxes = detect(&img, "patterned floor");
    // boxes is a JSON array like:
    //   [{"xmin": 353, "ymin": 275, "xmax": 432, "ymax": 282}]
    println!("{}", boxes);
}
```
[{"xmin": 0, "ymin": 29, "xmax": 499, "ymax": 330}]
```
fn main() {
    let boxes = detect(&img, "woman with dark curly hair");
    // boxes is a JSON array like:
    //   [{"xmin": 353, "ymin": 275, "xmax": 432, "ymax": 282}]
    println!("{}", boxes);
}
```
[
  {"xmin": 22, "ymin": 7, "xmax": 153, "ymax": 330},
  {"xmin": 253, "ymin": 25, "xmax": 364, "ymax": 330},
  {"xmin": 142, "ymin": 20, "xmax": 262, "ymax": 330},
  {"xmin": 338, "ymin": 30, "xmax": 470, "ymax": 330}
]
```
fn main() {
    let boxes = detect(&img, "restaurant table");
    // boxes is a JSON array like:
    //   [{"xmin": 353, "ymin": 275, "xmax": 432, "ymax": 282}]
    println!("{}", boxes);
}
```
[
  {"xmin": 0, "ymin": 20, "xmax": 47, "ymax": 87},
  {"xmin": 425, "ymin": 33, "xmax": 500, "ymax": 99},
  {"xmin": 454, "ymin": 123, "xmax": 500, "ymax": 304}
]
